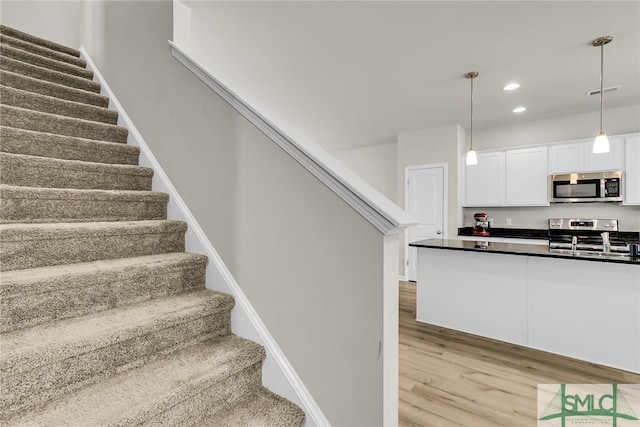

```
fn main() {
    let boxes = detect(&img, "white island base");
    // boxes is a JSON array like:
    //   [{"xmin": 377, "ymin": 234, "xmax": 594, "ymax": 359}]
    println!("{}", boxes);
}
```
[{"xmin": 417, "ymin": 247, "xmax": 640, "ymax": 373}]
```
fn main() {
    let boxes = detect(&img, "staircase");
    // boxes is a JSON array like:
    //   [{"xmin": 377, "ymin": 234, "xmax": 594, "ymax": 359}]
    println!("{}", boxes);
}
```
[{"xmin": 0, "ymin": 24, "xmax": 305, "ymax": 426}]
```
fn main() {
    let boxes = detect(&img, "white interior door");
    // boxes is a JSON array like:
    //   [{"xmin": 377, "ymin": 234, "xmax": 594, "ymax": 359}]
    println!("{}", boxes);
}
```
[{"xmin": 406, "ymin": 166, "xmax": 445, "ymax": 281}]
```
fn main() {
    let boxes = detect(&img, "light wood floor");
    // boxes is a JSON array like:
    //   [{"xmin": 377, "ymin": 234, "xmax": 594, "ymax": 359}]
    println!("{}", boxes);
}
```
[{"xmin": 398, "ymin": 281, "xmax": 640, "ymax": 426}]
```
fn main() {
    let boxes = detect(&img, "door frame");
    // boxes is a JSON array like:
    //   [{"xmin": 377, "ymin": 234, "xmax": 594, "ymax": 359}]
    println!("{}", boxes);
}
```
[{"xmin": 403, "ymin": 162, "xmax": 448, "ymax": 280}]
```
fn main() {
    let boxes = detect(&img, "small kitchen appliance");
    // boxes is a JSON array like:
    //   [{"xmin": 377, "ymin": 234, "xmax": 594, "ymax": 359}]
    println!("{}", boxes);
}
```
[
  {"xmin": 472, "ymin": 212, "xmax": 490, "ymax": 237},
  {"xmin": 550, "ymin": 170, "xmax": 622, "ymax": 203},
  {"xmin": 548, "ymin": 218, "xmax": 630, "ymax": 255}
]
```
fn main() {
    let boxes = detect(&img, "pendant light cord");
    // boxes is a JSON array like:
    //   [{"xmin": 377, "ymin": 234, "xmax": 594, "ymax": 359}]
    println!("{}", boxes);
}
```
[
  {"xmin": 470, "ymin": 76, "xmax": 474, "ymax": 149},
  {"xmin": 599, "ymin": 42, "xmax": 604, "ymax": 133}
]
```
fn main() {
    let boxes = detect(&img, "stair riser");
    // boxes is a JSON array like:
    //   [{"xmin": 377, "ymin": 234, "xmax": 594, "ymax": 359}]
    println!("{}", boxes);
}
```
[
  {"xmin": 0, "ymin": 229, "xmax": 185, "ymax": 271},
  {"xmin": 0, "ymin": 127, "xmax": 139, "ymax": 165},
  {"xmin": 0, "ymin": 196, "xmax": 167, "ymax": 224},
  {"xmin": 0, "ymin": 25, "xmax": 81, "ymax": 57},
  {"xmin": 0, "ymin": 35, "xmax": 86, "ymax": 68},
  {"xmin": 1, "ymin": 44, "xmax": 93, "ymax": 79},
  {"xmin": 143, "ymin": 364, "xmax": 263, "ymax": 427},
  {"xmin": 1, "ymin": 106, "xmax": 128, "ymax": 143},
  {"xmin": 0, "ymin": 161, "xmax": 152, "ymax": 191},
  {"xmin": 0, "ymin": 86, "xmax": 118, "ymax": 125},
  {"xmin": 1, "ymin": 308, "xmax": 233, "ymax": 419},
  {"xmin": 0, "ymin": 56, "xmax": 101, "ymax": 93},
  {"xmin": 0, "ymin": 260, "xmax": 206, "ymax": 333},
  {"xmin": 1, "ymin": 71, "xmax": 108, "ymax": 107}
]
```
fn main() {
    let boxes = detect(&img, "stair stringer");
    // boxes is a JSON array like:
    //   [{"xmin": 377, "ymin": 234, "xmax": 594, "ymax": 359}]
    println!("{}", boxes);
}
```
[{"xmin": 79, "ymin": 46, "xmax": 329, "ymax": 427}]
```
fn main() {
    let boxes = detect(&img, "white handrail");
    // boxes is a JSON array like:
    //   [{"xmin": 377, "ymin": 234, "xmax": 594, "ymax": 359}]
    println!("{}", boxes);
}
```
[{"xmin": 168, "ymin": 41, "xmax": 416, "ymax": 235}]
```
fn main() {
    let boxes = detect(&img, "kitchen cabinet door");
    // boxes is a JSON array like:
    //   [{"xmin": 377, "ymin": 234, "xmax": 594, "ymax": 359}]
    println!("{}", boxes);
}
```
[
  {"xmin": 463, "ymin": 151, "xmax": 505, "ymax": 206},
  {"xmin": 624, "ymin": 135, "xmax": 640, "ymax": 205},
  {"xmin": 584, "ymin": 136, "xmax": 625, "ymax": 172},
  {"xmin": 505, "ymin": 146, "xmax": 549, "ymax": 206},
  {"xmin": 548, "ymin": 142, "xmax": 585, "ymax": 173}
]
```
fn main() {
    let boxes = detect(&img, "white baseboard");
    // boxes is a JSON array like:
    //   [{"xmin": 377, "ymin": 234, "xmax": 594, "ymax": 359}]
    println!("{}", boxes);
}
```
[{"xmin": 79, "ymin": 46, "xmax": 329, "ymax": 427}]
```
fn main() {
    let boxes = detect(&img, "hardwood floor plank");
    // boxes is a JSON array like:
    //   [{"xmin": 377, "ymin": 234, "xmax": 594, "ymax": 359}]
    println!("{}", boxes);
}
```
[{"xmin": 398, "ymin": 280, "xmax": 640, "ymax": 425}]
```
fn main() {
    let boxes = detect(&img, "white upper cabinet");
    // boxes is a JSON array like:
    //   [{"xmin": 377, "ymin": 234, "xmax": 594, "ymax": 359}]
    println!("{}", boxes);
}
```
[
  {"xmin": 461, "ymin": 132, "xmax": 638, "ymax": 208},
  {"xmin": 549, "ymin": 137, "xmax": 625, "ymax": 174},
  {"xmin": 505, "ymin": 146, "xmax": 549, "ymax": 206},
  {"xmin": 624, "ymin": 135, "xmax": 640, "ymax": 205},
  {"xmin": 584, "ymin": 136, "xmax": 625, "ymax": 172},
  {"xmin": 548, "ymin": 142, "xmax": 585, "ymax": 173},
  {"xmin": 463, "ymin": 151, "xmax": 505, "ymax": 207}
]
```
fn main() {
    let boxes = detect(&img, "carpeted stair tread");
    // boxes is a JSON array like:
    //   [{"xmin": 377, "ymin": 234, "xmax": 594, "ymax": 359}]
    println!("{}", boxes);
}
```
[
  {"xmin": 1, "ymin": 289, "xmax": 233, "ymax": 359},
  {"xmin": 0, "ymin": 70, "xmax": 108, "ymax": 107},
  {"xmin": 0, "ymin": 152, "xmax": 152, "ymax": 191},
  {"xmin": 0, "ymin": 185, "xmax": 169, "ymax": 223},
  {"xmin": 0, "ymin": 84, "xmax": 118, "ymax": 124},
  {"xmin": 0, "ymin": 43, "xmax": 93, "ymax": 79},
  {"xmin": 0, "ymin": 126, "xmax": 139, "ymax": 165},
  {"xmin": 0, "ymin": 25, "xmax": 80, "ymax": 58},
  {"xmin": 0, "ymin": 252, "xmax": 208, "ymax": 332},
  {"xmin": 0, "ymin": 220, "xmax": 187, "ymax": 271},
  {"xmin": 0, "ymin": 290, "xmax": 235, "ymax": 419},
  {"xmin": 0, "ymin": 34, "xmax": 86, "ymax": 68},
  {"xmin": 0, "ymin": 105, "xmax": 127, "ymax": 142},
  {"xmin": 0, "ymin": 56, "xmax": 101, "ymax": 93},
  {"xmin": 199, "ymin": 387, "xmax": 306, "ymax": 427},
  {"xmin": 5, "ymin": 336, "xmax": 265, "ymax": 427}
]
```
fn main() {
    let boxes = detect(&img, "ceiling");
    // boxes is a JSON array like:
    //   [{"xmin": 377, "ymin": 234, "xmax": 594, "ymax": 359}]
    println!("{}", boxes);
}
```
[{"xmin": 186, "ymin": 1, "xmax": 640, "ymax": 152}]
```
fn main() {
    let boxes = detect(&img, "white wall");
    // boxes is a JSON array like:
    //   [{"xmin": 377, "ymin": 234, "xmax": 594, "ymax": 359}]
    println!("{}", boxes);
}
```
[
  {"xmin": 332, "ymin": 142, "xmax": 397, "ymax": 201},
  {"xmin": 81, "ymin": 1, "xmax": 390, "ymax": 425},
  {"xmin": 473, "ymin": 104, "xmax": 640, "ymax": 151},
  {"xmin": 0, "ymin": 0, "xmax": 83, "ymax": 48},
  {"xmin": 462, "ymin": 205, "xmax": 640, "ymax": 231}
]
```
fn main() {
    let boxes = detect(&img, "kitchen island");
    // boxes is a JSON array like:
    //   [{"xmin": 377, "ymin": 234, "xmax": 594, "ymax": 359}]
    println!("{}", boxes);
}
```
[{"xmin": 409, "ymin": 239, "xmax": 640, "ymax": 373}]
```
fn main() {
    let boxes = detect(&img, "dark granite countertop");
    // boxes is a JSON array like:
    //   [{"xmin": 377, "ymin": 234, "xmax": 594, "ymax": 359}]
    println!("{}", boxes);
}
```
[
  {"xmin": 458, "ymin": 227, "xmax": 548, "ymax": 239},
  {"xmin": 410, "ymin": 238, "xmax": 640, "ymax": 265},
  {"xmin": 457, "ymin": 227, "xmax": 640, "ymax": 243}
]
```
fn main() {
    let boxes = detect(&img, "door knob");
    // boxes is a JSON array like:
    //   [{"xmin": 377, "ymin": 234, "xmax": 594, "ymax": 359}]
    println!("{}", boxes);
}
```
[{"xmin": 436, "ymin": 230, "xmax": 442, "ymax": 234}]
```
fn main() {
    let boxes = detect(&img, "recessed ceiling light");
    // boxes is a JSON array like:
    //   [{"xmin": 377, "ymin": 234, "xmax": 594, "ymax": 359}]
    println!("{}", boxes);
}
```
[
  {"xmin": 513, "ymin": 106, "xmax": 527, "ymax": 113},
  {"xmin": 503, "ymin": 83, "xmax": 520, "ymax": 91}
]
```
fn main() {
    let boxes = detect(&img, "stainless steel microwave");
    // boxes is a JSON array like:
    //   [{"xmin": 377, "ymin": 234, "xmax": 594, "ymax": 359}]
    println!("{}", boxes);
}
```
[{"xmin": 550, "ymin": 170, "xmax": 623, "ymax": 203}]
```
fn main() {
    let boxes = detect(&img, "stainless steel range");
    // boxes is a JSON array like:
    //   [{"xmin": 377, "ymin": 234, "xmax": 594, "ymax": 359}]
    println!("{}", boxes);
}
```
[{"xmin": 548, "ymin": 218, "xmax": 630, "ymax": 256}]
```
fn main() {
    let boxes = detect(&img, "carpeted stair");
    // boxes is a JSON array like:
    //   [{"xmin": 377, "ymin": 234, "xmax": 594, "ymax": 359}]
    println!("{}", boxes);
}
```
[{"xmin": 0, "ymin": 24, "xmax": 306, "ymax": 426}]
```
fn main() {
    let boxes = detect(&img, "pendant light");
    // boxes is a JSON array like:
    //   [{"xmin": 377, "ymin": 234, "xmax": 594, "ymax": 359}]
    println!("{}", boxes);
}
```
[
  {"xmin": 465, "ymin": 71, "xmax": 479, "ymax": 165},
  {"xmin": 592, "ymin": 36, "xmax": 613, "ymax": 154}
]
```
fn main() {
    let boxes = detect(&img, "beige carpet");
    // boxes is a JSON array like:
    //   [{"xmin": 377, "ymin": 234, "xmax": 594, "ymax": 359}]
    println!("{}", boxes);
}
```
[{"xmin": 0, "ymin": 24, "xmax": 305, "ymax": 426}]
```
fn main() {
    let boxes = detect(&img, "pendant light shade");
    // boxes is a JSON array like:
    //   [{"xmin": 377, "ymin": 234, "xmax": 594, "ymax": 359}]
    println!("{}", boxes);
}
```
[
  {"xmin": 465, "ymin": 71, "xmax": 479, "ymax": 166},
  {"xmin": 466, "ymin": 147, "xmax": 478, "ymax": 165},
  {"xmin": 593, "ymin": 132, "xmax": 610, "ymax": 154},
  {"xmin": 592, "ymin": 36, "xmax": 612, "ymax": 154}
]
